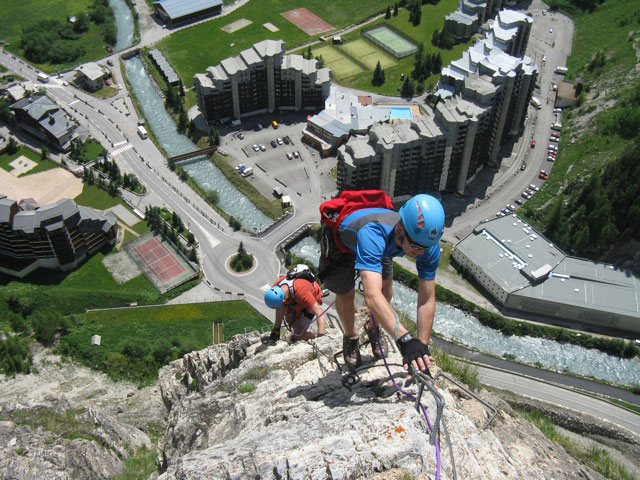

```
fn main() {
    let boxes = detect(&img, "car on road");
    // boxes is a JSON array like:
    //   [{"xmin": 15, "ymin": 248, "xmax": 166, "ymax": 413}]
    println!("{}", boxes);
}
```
[
  {"xmin": 107, "ymin": 60, "xmax": 115, "ymax": 66},
  {"xmin": 520, "ymin": 163, "xmax": 526, "ymax": 171},
  {"xmin": 531, "ymin": 139, "xmax": 536, "ymax": 148},
  {"xmin": 277, "ymin": 137, "xmax": 283, "ymax": 145},
  {"xmin": 286, "ymin": 152, "xmax": 293, "ymax": 160},
  {"xmin": 259, "ymin": 144, "xmax": 266, "ymax": 152},
  {"xmin": 117, "ymin": 84, "xmax": 122, "ymax": 90},
  {"xmin": 270, "ymin": 140, "xmax": 277, "ymax": 148},
  {"xmin": 542, "ymin": 55, "xmax": 547, "ymax": 63},
  {"xmin": 293, "ymin": 150, "xmax": 300, "ymax": 158},
  {"xmin": 549, "ymin": 28, "xmax": 553, "ymax": 33}
]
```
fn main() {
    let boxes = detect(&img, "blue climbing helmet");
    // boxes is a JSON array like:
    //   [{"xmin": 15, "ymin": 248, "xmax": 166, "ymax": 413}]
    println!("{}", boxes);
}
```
[
  {"xmin": 399, "ymin": 194, "xmax": 445, "ymax": 247},
  {"xmin": 264, "ymin": 286, "xmax": 285, "ymax": 309}
]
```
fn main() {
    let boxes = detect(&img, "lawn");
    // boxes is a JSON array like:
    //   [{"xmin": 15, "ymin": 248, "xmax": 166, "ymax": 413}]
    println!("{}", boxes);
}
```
[
  {"xmin": 84, "ymin": 138, "xmax": 107, "ymax": 162},
  {"xmin": 59, "ymin": 301, "xmax": 270, "ymax": 384},
  {"xmin": 314, "ymin": 0, "xmax": 472, "ymax": 95},
  {"xmin": 1, "ymin": 0, "xmax": 114, "ymax": 74},
  {"xmin": 0, "ymin": 146, "xmax": 57, "ymax": 177},
  {"xmin": 157, "ymin": 0, "xmax": 392, "ymax": 87},
  {"xmin": 74, "ymin": 181, "xmax": 127, "ymax": 210}
]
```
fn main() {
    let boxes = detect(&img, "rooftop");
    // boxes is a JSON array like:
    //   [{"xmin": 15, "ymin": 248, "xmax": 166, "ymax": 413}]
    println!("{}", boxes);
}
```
[
  {"xmin": 154, "ymin": 0, "xmax": 222, "ymax": 20},
  {"xmin": 75, "ymin": 62, "xmax": 105, "ymax": 82}
]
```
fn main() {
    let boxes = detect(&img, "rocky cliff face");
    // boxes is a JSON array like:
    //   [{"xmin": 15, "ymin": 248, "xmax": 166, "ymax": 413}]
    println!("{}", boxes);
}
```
[
  {"xmin": 157, "ymin": 329, "xmax": 605, "ymax": 480},
  {"xmin": 0, "ymin": 395, "xmax": 151, "ymax": 479}
]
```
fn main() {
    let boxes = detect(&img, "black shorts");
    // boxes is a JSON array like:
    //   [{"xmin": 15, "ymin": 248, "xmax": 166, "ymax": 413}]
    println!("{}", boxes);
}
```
[{"xmin": 318, "ymin": 225, "xmax": 393, "ymax": 294}]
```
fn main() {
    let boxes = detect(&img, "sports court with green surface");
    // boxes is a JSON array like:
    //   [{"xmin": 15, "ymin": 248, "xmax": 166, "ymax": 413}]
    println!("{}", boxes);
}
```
[
  {"xmin": 363, "ymin": 24, "xmax": 419, "ymax": 58},
  {"xmin": 315, "ymin": 38, "xmax": 400, "ymax": 80}
]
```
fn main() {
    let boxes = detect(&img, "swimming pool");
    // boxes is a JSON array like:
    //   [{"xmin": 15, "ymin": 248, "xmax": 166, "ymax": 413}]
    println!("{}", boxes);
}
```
[{"xmin": 387, "ymin": 107, "xmax": 413, "ymax": 119}]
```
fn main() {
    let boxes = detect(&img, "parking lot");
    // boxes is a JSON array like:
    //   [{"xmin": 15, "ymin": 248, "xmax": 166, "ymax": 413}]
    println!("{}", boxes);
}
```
[{"xmin": 216, "ymin": 112, "xmax": 337, "ymax": 201}]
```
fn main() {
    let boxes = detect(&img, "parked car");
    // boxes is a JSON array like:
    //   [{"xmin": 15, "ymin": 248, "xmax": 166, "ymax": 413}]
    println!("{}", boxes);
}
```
[
  {"xmin": 237, "ymin": 133, "xmax": 244, "ymax": 140},
  {"xmin": 235, "ymin": 163, "xmax": 246, "ymax": 171},
  {"xmin": 496, "ymin": 211, "xmax": 505, "ymax": 217},
  {"xmin": 283, "ymin": 136, "xmax": 290, "ymax": 144},
  {"xmin": 277, "ymin": 137, "xmax": 283, "ymax": 145},
  {"xmin": 520, "ymin": 163, "xmax": 526, "ymax": 171},
  {"xmin": 522, "ymin": 191, "xmax": 532, "ymax": 199},
  {"xmin": 529, "ymin": 184, "xmax": 540, "ymax": 191},
  {"xmin": 252, "ymin": 144, "xmax": 259, "ymax": 151},
  {"xmin": 293, "ymin": 151, "xmax": 300, "ymax": 158},
  {"xmin": 107, "ymin": 60, "xmax": 115, "ymax": 66},
  {"xmin": 270, "ymin": 140, "xmax": 277, "ymax": 148},
  {"xmin": 259, "ymin": 144, "xmax": 266, "ymax": 151},
  {"xmin": 501, "ymin": 207, "xmax": 510, "ymax": 215},
  {"xmin": 507, "ymin": 204, "xmax": 517, "ymax": 211},
  {"xmin": 539, "ymin": 171, "xmax": 548, "ymax": 180},
  {"xmin": 531, "ymin": 139, "xmax": 536, "ymax": 148},
  {"xmin": 286, "ymin": 152, "xmax": 293, "ymax": 160},
  {"xmin": 515, "ymin": 199, "xmax": 523, "ymax": 205},
  {"xmin": 547, "ymin": 156, "xmax": 556, "ymax": 162},
  {"xmin": 549, "ymin": 136, "xmax": 559, "ymax": 142}
]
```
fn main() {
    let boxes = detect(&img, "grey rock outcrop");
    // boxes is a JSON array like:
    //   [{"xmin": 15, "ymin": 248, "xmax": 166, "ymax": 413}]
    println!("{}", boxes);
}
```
[
  {"xmin": 157, "ymin": 330, "xmax": 605, "ymax": 480},
  {"xmin": 0, "ymin": 394, "xmax": 151, "ymax": 480}
]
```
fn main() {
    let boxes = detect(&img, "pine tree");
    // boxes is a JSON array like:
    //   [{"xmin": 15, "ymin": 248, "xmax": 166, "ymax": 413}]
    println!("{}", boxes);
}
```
[
  {"xmin": 401, "ymin": 76, "xmax": 415, "ymax": 98},
  {"xmin": 372, "ymin": 61, "xmax": 385, "ymax": 86},
  {"xmin": 409, "ymin": 1, "xmax": 422, "ymax": 26},
  {"xmin": 412, "ymin": 42, "xmax": 424, "ymax": 80},
  {"xmin": 385, "ymin": 5, "xmax": 391, "ymax": 19},
  {"xmin": 393, "ymin": 3, "xmax": 399, "ymax": 16}
]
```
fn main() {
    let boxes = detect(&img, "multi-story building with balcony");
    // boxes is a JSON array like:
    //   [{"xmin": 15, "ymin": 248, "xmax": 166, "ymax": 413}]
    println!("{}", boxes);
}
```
[
  {"xmin": 194, "ymin": 39, "xmax": 331, "ymax": 124},
  {"xmin": 10, "ymin": 95, "xmax": 77, "ymax": 152},
  {"xmin": 0, "ymin": 196, "xmax": 117, "ymax": 278}
]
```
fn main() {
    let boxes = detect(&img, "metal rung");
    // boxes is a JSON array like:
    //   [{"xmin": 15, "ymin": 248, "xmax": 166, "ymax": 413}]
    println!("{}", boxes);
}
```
[{"xmin": 413, "ymin": 370, "xmax": 446, "ymax": 445}]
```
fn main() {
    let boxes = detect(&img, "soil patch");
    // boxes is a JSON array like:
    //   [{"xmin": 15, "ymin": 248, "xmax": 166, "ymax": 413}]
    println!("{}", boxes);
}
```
[
  {"xmin": 0, "ymin": 167, "xmax": 83, "ymax": 204},
  {"xmin": 102, "ymin": 250, "xmax": 142, "ymax": 284},
  {"xmin": 281, "ymin": 8, "xmax": 334, "ymax": 36}
]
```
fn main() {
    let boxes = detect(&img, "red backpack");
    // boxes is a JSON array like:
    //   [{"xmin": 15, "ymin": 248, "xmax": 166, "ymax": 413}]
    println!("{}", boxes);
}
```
[{"xmin": 319, "ymin": 190, "xmax": 394, "ymax": 253}]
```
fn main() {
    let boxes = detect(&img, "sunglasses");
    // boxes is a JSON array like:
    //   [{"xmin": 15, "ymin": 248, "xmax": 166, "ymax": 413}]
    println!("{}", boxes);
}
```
[{"xmin": 405, "ymin": 234, "xmax": 427, "ymax": 251}]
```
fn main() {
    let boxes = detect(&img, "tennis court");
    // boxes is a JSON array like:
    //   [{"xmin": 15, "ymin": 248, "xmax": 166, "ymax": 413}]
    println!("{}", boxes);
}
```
[
  {"xmin": 341, "ymin": 38, "xmax": 397, "ymax": 70},
  {"xmin": 363, "ymin": 24, "xmax": 418, "ymax": 58},
  {"xmin": 313, "ymin": 45, "xmax": 364, "ymax": 80},
  {"xmin": 125, "ymin": 232, "xmax": 198, "ymax": 293}
]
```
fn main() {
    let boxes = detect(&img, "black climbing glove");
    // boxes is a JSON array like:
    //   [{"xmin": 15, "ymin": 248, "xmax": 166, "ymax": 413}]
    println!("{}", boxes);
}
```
[
  {"xmin": 396, "ymin": 333, "xmax": 431, "ymax": 372},
  {"xmin": 267, "ymin": 328, "xmax": 280, "ymax": 344}
]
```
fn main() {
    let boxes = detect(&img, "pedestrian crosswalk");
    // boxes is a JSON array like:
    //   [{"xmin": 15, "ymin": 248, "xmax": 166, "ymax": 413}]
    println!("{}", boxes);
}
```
[{"xmin": 110, "ymin": 143, "xmax": 133, "ymax": 156}]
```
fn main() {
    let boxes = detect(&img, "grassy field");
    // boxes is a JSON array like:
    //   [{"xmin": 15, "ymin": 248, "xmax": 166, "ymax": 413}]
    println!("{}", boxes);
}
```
[
  {"xmin": 157, "ymin": 0, "xmax": 391, "ymax": 86},
  {"xmin": 1, "ymin": 0, "xmax": 113, "ymax": 74},
  {"xmin": 84, "ymin": 138, "xmax": 107, "ymax": 162},
  {"xmin": 74, "ymin": 182, "xmax": 126, "ymax": 210},
  {"xmin": 313, "ymin": 0, "xmax": 472, "ymax": 95},
  {"xmin": 0, "ymin": 249, "xmax": 185, "ymax": 323},
  {"xmin": 59, "ymin": 301, "xmax": 269, "ymax": 384},
  {"xmin": 0, "ymin": 146, "xmax": 57, "ymax": 177}
]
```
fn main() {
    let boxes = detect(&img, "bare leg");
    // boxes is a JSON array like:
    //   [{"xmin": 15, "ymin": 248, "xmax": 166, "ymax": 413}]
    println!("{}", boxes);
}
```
[{"xmin": 335, "ymin": 289, "xmax": 356, "ymax": 337}]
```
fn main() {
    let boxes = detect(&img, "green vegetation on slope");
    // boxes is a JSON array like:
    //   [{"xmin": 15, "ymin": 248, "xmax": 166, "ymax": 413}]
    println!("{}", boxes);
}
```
[
  {"xmin": 519, "ymin": 0, "xmax": 640, "ymax": 268},
  {"xmin": 59, "ymin": 301, "xmax": 269, "ymax": 384},
  {"xmin": 516, "ymin": 407, "xmax": 636, "ymax": 480},
  {"xmin": 0, "ymin": 146, "xmax": 57, "ymax": 177}
]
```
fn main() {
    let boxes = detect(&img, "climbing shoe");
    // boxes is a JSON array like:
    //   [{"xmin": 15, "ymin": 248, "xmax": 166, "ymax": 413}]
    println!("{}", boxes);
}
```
[
  {"xmin": 365, "ymin": 324, "xmax": 388, "ymax": 360},
  {"xmin": 266, "ymin": 328, "xmax": 280, "ymax": 345},
  {"xmin": 342, "ymin": 335, "xmax": 362, "ymax": 369}
]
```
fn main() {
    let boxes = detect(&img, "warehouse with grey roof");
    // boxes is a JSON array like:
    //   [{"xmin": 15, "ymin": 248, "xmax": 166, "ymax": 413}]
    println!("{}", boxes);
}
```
[{"xmin": 452, "ymin": 215, "xmax": 640, "ymax": 335}]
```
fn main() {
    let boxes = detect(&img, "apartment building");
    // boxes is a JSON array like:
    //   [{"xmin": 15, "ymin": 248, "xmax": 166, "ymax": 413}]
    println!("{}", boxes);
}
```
[
  {"xmin": 0, "ymin": 196, "xmax": 117, "ymax": 278},
  {"xmin": 194, "ymin": 39, "xmax": 331, "ymax": 124},
  {"xmin": 10, "ymin": 95, "xmax": 77, "ymax": 152},
  {"xmin": 337, "ymin": 96, "xmax": 492, "ymax": 200}
]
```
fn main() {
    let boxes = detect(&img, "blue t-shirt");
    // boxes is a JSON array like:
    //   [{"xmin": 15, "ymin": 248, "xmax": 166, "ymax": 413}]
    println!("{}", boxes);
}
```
[{"xmin": 339, "ymin": 208, "xmax": 440, "ymax": 280}]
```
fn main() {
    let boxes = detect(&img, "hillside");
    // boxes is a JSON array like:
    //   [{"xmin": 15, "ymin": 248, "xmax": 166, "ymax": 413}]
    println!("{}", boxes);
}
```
[{"xmin": 520, "ymin": 0, "xmax": 640, "ymax": 270}]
